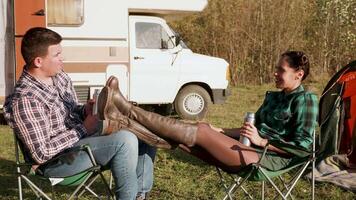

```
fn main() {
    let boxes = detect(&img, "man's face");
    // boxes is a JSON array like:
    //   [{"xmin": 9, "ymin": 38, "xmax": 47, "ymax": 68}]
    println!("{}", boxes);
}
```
[{"xmin": 40, "ymin": 44, "xmax": 64, "ymax": 76}]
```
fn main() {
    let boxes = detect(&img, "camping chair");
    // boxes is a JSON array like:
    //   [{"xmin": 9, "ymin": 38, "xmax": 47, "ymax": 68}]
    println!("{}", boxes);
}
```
[
  {"xmin": 216, "ymin": 130, "xmax": 316, "ymax": 200},
  {"xmin": 14, "ymin": 133, "xmax": 115, "ymax": 200}
]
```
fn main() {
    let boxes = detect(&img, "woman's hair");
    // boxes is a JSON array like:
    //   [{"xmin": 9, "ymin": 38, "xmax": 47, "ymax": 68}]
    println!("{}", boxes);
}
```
[{"xmin": 280, "ymin": 51, "xmax": 310, "ymax": 80}]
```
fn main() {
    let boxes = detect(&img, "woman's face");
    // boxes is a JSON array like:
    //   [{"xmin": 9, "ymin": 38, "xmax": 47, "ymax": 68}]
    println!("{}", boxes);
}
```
[{"xmin": 274, "ymin": 58, "xmax": 304, "ymax": 92}]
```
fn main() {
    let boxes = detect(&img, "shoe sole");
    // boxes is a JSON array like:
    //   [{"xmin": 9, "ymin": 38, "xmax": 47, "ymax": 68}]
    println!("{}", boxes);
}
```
[{"xmin": 97, "ymin": 86, "xmax": 112, "ymax": 120}]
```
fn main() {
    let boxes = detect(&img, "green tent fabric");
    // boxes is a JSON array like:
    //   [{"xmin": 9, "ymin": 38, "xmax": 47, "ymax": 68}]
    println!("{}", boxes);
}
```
[{"xmin": 317, "ymin": 60, "xmax": 356, "ymax": 161}]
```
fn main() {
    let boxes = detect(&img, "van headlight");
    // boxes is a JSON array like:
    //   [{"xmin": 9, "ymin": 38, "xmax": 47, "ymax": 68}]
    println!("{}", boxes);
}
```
[{"xmin": 226, "ymin": 65, "xmax": 231, "ymax": 81}]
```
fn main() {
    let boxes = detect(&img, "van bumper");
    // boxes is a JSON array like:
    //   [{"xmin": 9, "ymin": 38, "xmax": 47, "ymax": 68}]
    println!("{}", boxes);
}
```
[{"xmin": 212, "ymin": 88, "xmax": 231, "ymax": 104}]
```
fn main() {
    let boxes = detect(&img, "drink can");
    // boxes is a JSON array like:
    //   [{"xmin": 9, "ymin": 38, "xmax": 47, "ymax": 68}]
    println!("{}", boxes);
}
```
[
  {"xmin": 239, "ymin": 112, "xmax": 255, "ymax": 146},
  {"xmin": 92, "ymin": 89, "xmax": 100, "ymax": 115}
]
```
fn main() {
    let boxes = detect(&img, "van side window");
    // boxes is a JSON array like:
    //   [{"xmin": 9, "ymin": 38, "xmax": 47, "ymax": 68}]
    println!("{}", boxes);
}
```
[
  {"xmin": 47, "ymin": 0, "xmax": 84, "ymax": 26},
  {"xmin": 135, "ymin": 22, "xmax": 174, "ymax": 49}
]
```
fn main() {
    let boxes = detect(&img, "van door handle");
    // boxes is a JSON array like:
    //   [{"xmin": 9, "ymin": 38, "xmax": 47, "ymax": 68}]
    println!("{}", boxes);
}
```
[
  {"xmin": 32, "ymin": 9, "xmax": 45, "ymax": 16},
  {"xmin": 134, "ymin": 56, "xmax": 144, "ymax": 60}
]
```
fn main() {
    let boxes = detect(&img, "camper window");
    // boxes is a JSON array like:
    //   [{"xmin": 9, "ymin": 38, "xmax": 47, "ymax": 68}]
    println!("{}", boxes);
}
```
[
  {"xmin": 135, "ymin": 22, "xmax": 174, "ymax": 49},
  {"xmin": 47, "ymin": 0, "xmax": 84, "ymax": 26}
]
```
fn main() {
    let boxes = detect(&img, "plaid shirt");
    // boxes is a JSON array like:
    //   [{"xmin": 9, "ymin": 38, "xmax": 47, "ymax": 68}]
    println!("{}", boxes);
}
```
[
  {"xmin": 255, "ymin": 85, "xmax": 318, "ymax": 153},
  {"xmin": 4, "ymin": 70, "xmax": 87, "ymax": 164}
]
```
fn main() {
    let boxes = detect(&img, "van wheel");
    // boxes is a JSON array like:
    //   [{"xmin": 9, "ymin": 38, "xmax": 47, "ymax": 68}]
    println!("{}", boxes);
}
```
[{"xmin": 174, "ymin": 85, "xmax": 211, "ymax": 120}]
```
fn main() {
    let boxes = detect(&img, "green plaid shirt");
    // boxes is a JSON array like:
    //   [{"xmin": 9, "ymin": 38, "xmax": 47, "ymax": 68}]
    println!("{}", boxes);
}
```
[{"xmin": 255, "ymin": 85, "xmax": 318, "ymax": 155}]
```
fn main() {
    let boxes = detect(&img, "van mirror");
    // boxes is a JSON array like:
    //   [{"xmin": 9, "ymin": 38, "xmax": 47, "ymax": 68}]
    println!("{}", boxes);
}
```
[
  {"xmin": 161, "ymin": 39, "xmax": 168, "ymax": 49},
  {"xmin": 175, "ymin": 34, "xmax": 181, "ymax": 46}
]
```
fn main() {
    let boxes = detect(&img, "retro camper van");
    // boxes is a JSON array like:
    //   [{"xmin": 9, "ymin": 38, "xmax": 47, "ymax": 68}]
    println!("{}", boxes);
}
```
[{"xmin": 0, "ymin": 0, "xmax": 230, "ymax": 120}]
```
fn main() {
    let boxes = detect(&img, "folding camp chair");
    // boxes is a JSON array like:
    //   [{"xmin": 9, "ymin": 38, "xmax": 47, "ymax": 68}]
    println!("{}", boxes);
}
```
[
  {"xmin": 216, "ymin": 130, "xmax": 316, "ymax": 200},
  {"xmin": 14, "ymin": 133, "xmax": 115, "ymax": 200}
]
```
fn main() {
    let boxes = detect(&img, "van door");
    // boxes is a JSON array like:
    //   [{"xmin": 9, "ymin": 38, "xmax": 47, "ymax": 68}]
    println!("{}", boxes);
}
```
[
  {"xmin": 128, "ymin": 16, "xmax": 180, "ymax": 104},
  {"xmin": 14, "ymin": 0, "xmax": 45, "ymax": 79}
]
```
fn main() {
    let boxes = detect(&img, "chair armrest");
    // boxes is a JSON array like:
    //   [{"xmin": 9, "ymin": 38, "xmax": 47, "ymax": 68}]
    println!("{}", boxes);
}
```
[
  {"xmin": 268, "ymin": 140, "xmax": 313, "ymax": 157},
  {"xmin": 256, "ymin": 142, "xmax": 270, "ymax": 166}
]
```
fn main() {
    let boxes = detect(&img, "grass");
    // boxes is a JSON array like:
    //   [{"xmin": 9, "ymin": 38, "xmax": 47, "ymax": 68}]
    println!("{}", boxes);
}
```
[{"xmin": 0, "ymin": 80, "xmax": 355, "ymax": 199}]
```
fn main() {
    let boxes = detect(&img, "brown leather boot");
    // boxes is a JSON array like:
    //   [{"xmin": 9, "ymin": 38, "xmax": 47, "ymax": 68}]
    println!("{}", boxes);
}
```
[
  {"xmin": 98, "ymin": 85, "xmax": 176, "ymax": 149},
  {"xmin": 99, "ymin": 76, "xmax": 199, "ymax": 147}
]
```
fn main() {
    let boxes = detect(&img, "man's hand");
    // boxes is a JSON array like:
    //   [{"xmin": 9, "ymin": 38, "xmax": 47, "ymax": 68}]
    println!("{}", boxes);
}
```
[
  {"xmin": 84, "ymin": 99, "xmax": 95, "ymax": 117},
  {"xmin": 240, "ymin": 122, "xmax": 267, "ymax": 147},
  {"xmin": 83, "ymin": 114, "xmax": 99, "ymax": 135}
]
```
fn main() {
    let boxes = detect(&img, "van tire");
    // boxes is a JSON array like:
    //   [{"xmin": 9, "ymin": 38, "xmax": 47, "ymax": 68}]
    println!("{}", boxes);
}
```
[{"xmin": 174, "ymin": 85, "xmax": 211, "ymax": 120}]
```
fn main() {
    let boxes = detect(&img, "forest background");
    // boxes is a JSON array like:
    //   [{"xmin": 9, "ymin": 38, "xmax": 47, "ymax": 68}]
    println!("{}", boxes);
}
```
[{"xmin": 170, "ymin": 0, "xmax": 355, "ymax": 85}]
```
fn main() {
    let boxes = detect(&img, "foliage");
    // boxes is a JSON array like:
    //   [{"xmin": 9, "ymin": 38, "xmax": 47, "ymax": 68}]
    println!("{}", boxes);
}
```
[{"xmin": 170, "ymin": 0, "xmax": 355, "ymax": 85}]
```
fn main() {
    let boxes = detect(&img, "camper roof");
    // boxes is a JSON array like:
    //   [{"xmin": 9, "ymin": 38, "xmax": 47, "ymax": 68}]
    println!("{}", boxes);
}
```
[{"xmin": 128, "ymin": 0, "xmax": 207, "ymax": 15}]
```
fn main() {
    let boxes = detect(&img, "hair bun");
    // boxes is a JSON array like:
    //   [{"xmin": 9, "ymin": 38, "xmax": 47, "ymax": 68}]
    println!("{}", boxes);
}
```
[{"xmin": 297, "ymin": 52, "xmax": 309, "ymax": 67}]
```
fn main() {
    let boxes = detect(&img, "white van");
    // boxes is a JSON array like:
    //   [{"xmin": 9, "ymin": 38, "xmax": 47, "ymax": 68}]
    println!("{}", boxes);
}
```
[{"xmin": 0, "ymin": 0, "xmax": 230, "ymax": 120}]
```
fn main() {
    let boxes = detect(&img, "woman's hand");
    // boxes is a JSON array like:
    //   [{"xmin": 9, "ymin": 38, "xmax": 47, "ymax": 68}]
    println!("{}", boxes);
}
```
[{"xmin": 240, "ymin": 122, "xmax": 267, "ymax": 147}]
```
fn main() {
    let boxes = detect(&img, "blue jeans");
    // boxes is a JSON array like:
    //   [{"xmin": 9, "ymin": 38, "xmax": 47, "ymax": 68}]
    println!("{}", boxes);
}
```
[
  {"xmin": 41, "ymin": 130, "xmax": 156, "ymax": 200},
  {"xmin": 137, "ymin": 140, "xmax": 157, "ymax": 198}
]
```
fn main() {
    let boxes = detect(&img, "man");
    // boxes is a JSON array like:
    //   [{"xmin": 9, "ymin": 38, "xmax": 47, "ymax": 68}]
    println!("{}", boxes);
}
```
[{"xmin": 3, "ymin": 27, "xmax": 155, "ymax": 199}]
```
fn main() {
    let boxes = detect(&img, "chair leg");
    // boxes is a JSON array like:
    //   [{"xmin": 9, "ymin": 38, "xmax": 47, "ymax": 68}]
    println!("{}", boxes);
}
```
[
  {"xmin": 216, "ymin": 167, "xmax": 233, "ymax": 200},
  {"xmin": 68, "ymin": 172, "xmax": 94, "ymax": 200},
  {"xmin": 18, "ymin": 175, "xmax": 23, "ymax": 200},
  {"xmin": 24, "ymin": 178, "xmax": 42, "ymax": 199},
  {"xmin": 283, "ymin": 163, "xmax": 310, "ymax": 199},
  {"xmin": 312, "ymin": 131, "xmax": 316, "ymax": 200},
  {"xmin": 109, "ymin": 173, "xmax": 113, "ymax": 190},
  {"xmin": 233, "ymin": 176, "xmax": 253, "ymax": 200},
  {"xmin": 69, "ymin": 172, "xmax": 114, "ymax": 200},
  {"xmin": 82, "ymin": 183, "xmax": 101, "ymax": 199},
  {"xmin": 261, "ymin": 181, "xmax": 265, "ymax": 200},
  {"xmin": 77, "ymin": 175, "xmax": 100, "ymax": 198},
  {"xmin": 217, "ymin": 167, "xmax": 254, "ymax": 200},
  {"xmin": 223, "ymin": 174, "xmax": 253, "ymax": 200},
  {"xmin": 51, "ymin": 186, "xmax": 55, "ymax": 200},
  {"xmin": 98, "ymin": 172, "xmax": 115, "ymax": 199},
  {"xmin": 312, "ymin": 160, "xmax": 315, "ymax": 200},
  {"xmin": 21, "ymin": 175, "xmax": 52, "ymax": 200},
  {"xmin": 275, "ymin": 176, "xmax": 295, "ymax": 200},
  {"xmin": 260, "ymin": 168, "xmax": 288, "ymax": 200}
]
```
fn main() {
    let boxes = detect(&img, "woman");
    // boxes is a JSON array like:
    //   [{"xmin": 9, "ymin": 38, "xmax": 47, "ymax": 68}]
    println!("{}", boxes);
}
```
[{"xmin": 98, "ymin": 51, "xmax": 318, "ymax": 172}]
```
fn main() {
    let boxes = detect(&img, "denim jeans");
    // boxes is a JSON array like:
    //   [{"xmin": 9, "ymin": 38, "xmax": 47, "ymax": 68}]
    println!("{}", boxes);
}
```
[
  {"xmin": 137, "ymin": 140, "xmax": 157, "ymax": 198},
  {"xmin": 41, "ymin": 129, "xmax": 156, "ymax": 200}
]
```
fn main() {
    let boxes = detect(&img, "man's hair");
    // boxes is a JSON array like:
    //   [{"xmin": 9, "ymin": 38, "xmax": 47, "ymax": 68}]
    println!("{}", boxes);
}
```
[
  {"xmin": 21, "ymin": 27, "xmax": 62, "ymax": 65},
  {"xmin": 280, "ymin": 51, "xmax": 310, "ymax": 80}
]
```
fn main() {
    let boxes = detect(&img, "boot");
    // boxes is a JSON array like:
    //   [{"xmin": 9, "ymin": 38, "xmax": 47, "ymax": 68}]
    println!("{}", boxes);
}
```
[
  {"xmin": 101, "ymin": 119, "xmax": 175, "ymax": 149},
  {"xmin": 99, "ymin": 76, "xmax": 198, "ymax": 147},
  {"xmin": 98, "ymin": 83, "xmax": 176, "ymax": 149}
]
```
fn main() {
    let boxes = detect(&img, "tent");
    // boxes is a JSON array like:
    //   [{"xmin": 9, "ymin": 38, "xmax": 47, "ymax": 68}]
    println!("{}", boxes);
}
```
[
  {"xmin": 318, "ymin": 60, "xmax": 356, "ymax": 164},
  {"xmin": 310, "ymin": 60, "xmax": 356, "ymax": 191}
]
